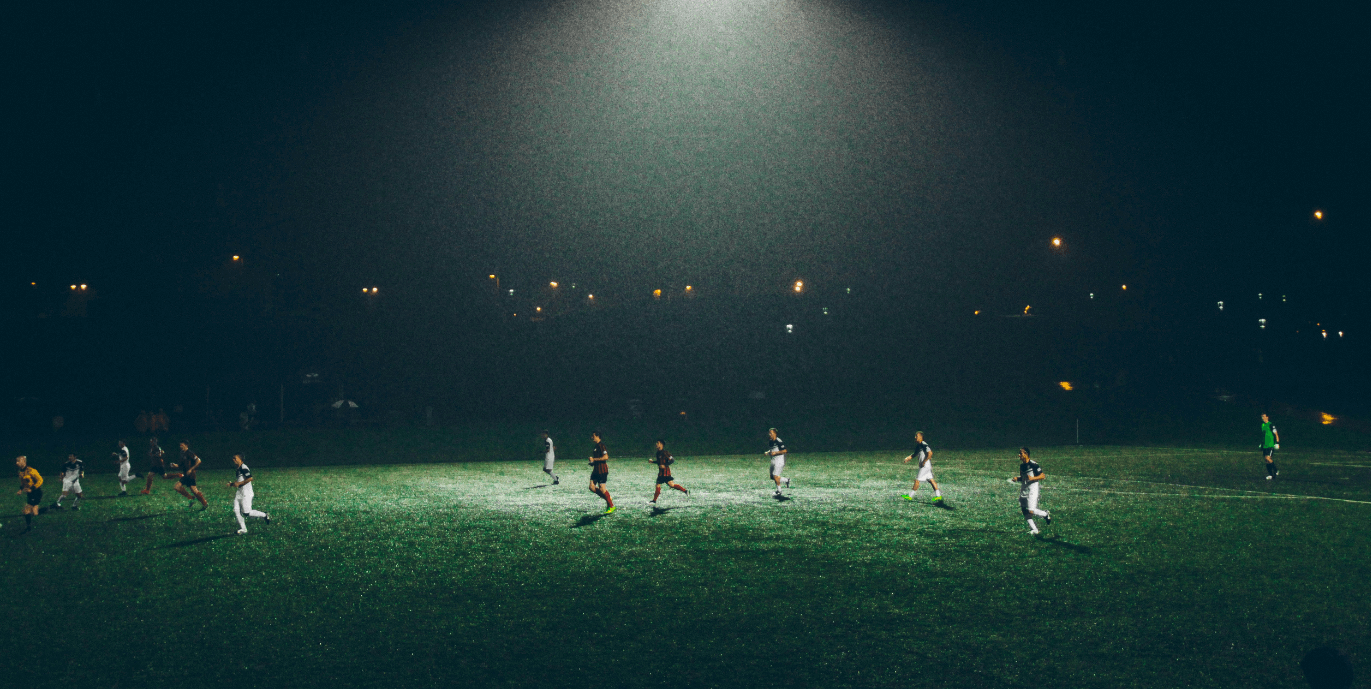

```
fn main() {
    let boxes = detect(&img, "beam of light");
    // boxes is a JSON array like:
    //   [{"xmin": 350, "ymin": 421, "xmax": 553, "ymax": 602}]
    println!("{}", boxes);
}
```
[
  {"xmin": 1059, "ymin": 382, "xmax": 1073, "ymax": 391},
  {"xmin": 1321, "ymin": 412, "xmax": 1336, "ymax": 425}
]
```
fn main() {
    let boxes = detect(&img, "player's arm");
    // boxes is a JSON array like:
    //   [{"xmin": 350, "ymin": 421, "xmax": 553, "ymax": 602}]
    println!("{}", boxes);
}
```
[
  {"xmin": 1028, "ymin": 471, "xmax": 1046, "ymax": 483},
  {"xmin": 1273, "ymin": 428, "xmax": 1280, "ymax": 443},
  {"xmin": 921, "ymin": 449, "xmax": 931, "ymax": 467},
  {"xmin": 902, "ymin": 454, "xmax": 912, "ymax": 463}
]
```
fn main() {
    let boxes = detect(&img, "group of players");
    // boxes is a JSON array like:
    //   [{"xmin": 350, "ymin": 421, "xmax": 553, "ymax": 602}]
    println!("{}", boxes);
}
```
[
  {"xmin": 15, "ymin": 413, "xmax": 1284, "ymax": 537},
  {"xmin": 537, "ymin": 426, "xmax": 1055, "ymax": 533},
  {"xmin": 13, "ymin": 437, "xmax": 270, "ymax": 535}
]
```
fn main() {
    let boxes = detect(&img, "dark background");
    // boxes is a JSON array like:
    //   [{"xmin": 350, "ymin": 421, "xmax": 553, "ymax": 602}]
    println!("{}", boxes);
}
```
[{"xmin": 2, "ymin": 0, "xmax": 1364, "ymax": 440}]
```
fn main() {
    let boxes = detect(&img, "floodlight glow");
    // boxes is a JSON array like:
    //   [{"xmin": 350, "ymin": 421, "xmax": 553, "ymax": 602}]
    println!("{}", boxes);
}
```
[
  {"xmin": 1338, "ymin": 331, "xmax": 1344, "ymax": 337},
  {"xmin": 794, "ymin": 281, "xmax": 803, "ymax": 293},
  {"xmin": 1314, "ymin": 210, "xmax": 1323, "ymax": 220},
  {"xmin": 550, "ymin": 282, "xmax": 558, "ymax": 288},
  {"xmin": 653, "ymin": 289, "xmax": 661, "ymax": 299},
  {"xmin": 232, "ymin": 255, "xmax": 241, "ymax": 261},
  {"xmin": 1051, "ymin": 237, "xmax": 1062, "ymax": 247},
  {"xmin": 1321, "ymin": 412, "xmax": 1335, "ymax": 425},
  {"xmin": 1059, "ymin": 382, "xmax": 1073, "ymax": 391},
  {"xmin": 1322, "ymin": 330, "xmax": 1327, "ymax": 339}
]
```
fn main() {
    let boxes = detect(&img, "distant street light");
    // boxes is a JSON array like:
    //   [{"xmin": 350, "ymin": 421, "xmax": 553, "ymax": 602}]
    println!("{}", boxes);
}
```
[
  {"xmin": 1218, "ymin": 301, "xmax": 1224, "ymax": 311},
  {"xmin": 653, "ymin": 289, "xmax": 661, "ymax": 299},
  {"xmin": 794, "ymin": 280, "xmax": 803, "ymax": 293},
  {"xmin": 1051, "ymin": 237, "xmax": 1062, "ymax": 248},
  {"xmin": 232, "ymin": 255, "xmax": 241, "ymax": 262},
  {"xmin": 1314, "ymin": 210, "xmax": 1324, "ymax": 220},
  {"xmin": 550, "ymin": 282, "xmax": 558, "ymax": 288},
  {"xmin": 1121, "ymin": 285, "xmax": 1128, "ymax": 290},
  {"xmin": 684, "ymin": 285, "xmax": 693, "ymax": 293}
]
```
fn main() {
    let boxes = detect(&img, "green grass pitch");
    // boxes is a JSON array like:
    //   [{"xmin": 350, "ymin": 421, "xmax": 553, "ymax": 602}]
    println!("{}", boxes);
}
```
[{"xmin": 4, "ymin": 446, "xmax": 1368, "ymax": 688}]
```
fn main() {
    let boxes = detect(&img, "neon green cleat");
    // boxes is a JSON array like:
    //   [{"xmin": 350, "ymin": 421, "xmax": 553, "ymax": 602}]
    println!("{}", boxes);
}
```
[
  {"xmin": 934, "ymin": 496, "xmax": 943, "ymax": 502},
  {"xmin": 902, "ymin": 495, "xmax": 913, "ymax": 501},
  {"xmin": 604, "ymin": 505, "xmax": 616, "ymax": 514}
]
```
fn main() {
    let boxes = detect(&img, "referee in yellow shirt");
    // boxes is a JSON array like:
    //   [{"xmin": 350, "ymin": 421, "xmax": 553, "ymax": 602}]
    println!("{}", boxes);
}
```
[{"xmin": 16, "ymin": 455, "xmax": 43, "ymax": 532}]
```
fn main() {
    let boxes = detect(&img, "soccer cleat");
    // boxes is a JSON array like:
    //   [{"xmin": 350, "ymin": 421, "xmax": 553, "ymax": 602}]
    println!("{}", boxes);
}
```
[
  {"xmin": 604, "ymin": 505, "xmax": 616, "ymax": 514},
  {"xmin": 1266, "ymin": 475, "xmax": 1272, "ymax": 480},
  {"xmin": 933, "ymin": 496, "xmax": 943, "ymax": 502},
  {"xmin": 1030, "ymin": 529, "xmax": 1040, "ymax": 536},
  {"xmin": 785, "ymin": 477, "xmax": 792, "ymax": 488},
  {"xmin": 264, "ymin": 514, "xmax": 271, "ymax": 525},
  {"xmin": 649, "ymin": 499, "xmax": 657, "ymax": 504},
  {"xmin": 72, "ymin": 504, "xmax": 80, "ymax": 511},
  {"xmin": 140, "ymin": 489, "xmax": 150, "ymax": 495},
  {"xmin": 553, "ymin": 479, "xmax": 559, "ymax": 485},
  {"xmin": 237, "ymin": 529, "xmax": 247, "ymax": 535},
  {"xmin": 1044, "ymin": 512, "xmax": 1051, "ymax": 525},
  {"xmin": 903, "ymin": 494, "xmax": 913, "ymax": 501}
]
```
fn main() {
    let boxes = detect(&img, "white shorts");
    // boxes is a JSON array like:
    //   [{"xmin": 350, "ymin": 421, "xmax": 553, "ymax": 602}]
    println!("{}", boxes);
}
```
[
  {"xmin": 234, "ymin": 491, "xmax": 256, "ymax": 513},
  {"xmin": 118, "ymin": 462, "xmax": 134, "ymax": 481},
  {"xmin": 916, "ymin": 463, "xmax": 934, "ymax": 482},
  {"xmin": 544, "ymin": 455, "xmax": 556, "ymax": 471},
  {"xmin": 62, "ymin": 478, "xmax": 82, "ymax": 493},
  {"xmin": 1019, "ymin": 483, "xmax": 1040, "ymax": 512},
  {"xmin": 769, "ymin": 455, "xmax": 786, "ymax": 477}
]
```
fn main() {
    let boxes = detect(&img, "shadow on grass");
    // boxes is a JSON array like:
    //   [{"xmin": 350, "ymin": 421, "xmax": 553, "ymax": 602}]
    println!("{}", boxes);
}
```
[
  {"xmin": 572, "ymin": 514, "xmax": 605, "ymax": 528},
  {"xmin": 85, "ymin": 495, "xmax": 125, "ymax": 501},
  {"xmin": 106, "ymin": 512, "xmax": 168, "ymax": 523},
  {"xmin": 933, "ymin": 500, "xmax": 956, "ymax": 511},
  {"xmin": 773, "ymin": 494, "xmax": 793, "ymax": 502},
  {"xmin": 521, "ymin": 484, "xmax": 551, "ymax": 490},
  {"xmin": 156, "ymin": 534, "xmax": 235, "ymax": 549},
  {"xmin": 649, "ymin": 506, "xmax": 692, "ymax": 517},
  {"xmin": 1038, "ymin": 534, "xmax": 1093, "ymax": 554}
]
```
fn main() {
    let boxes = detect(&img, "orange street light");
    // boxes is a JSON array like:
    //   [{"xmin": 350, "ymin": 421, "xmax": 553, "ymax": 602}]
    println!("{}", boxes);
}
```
[
  {"xmin": 536, "ymin": 306, "xmax": 542, "ymax": 313},
  {"xmin": 1051, "ymin": 237, "xmax": 1062, "ymax": 247},
  {"xmin": 684, "ymin": 285, "xmax": 692, "ymax": 292},
  {"xmin": 1121, "ymin": 284, "xmax": 1128, "ymax": 290},
  {"xmin": 653, "ymin": 289, "xmax": 661, "ymax": 299},
  {"xmin": 232, "ymin": 255, "xmax": 241, "ymax": 261},
  {"xmin": 80, "ymin": 284, "xmax": 87, "ymax": 290},
  {"xmin": 794, "ymin": 280, "xmax": 803, "ymax": 293},
  {"xmin": 550, "ymin": 282, "xmax": 558, "ymax": 288},
  {"xmin": 1314, "ymin": 210, "xmax": 1324, "ymax": 220},
  {"xmin": 70, "ymin": 285, "xmax": 76, "ymax": 290}
]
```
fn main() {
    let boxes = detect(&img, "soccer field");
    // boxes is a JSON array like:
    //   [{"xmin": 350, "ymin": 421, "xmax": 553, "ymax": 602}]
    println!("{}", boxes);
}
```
[{"xmin": 4, "ymin": 446, "xmax": 1368, "ymax": 688}]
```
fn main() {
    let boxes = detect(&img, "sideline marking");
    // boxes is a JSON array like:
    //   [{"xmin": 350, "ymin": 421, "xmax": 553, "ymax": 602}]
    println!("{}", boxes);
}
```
[{"xmin": 1062, "ymin": 488, "xmax": 1371, "ymax": 506}]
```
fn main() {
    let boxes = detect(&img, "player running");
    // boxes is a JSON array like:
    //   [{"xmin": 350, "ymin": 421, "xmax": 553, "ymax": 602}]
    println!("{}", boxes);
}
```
[
  {"xmin": 588, "ymin": 431, "xmax": 615, "ymax": 514},
  {"xmin": 541, "ymin": 430, "xmax": 560, "ymax": 485},
  {"xmin": 764, "ymin": 428, "xmax": 792, "ymax": 497},
  {"xmin": 140, "ymin": 437, "xmax": 167, "ymax": 495},
  {"xmin": 227, "ymin": 454, "xmax": 270, "ymax": 534},
  {"xmin": 171, "ymin": 442, "xmax": 209, "ymax": 509},
  {"xmin": 902, "ymin": 431, "xmax": 943, "ymax": 503},
  {"xmin": 16, "ymin": 456, "xmax": 43, "ymax": 532},
  {"xmin": 649, "ymin": 440, "xmax": 689, "ymax": 503},
  {"xmin": 1010, "ymin": 447, "xmax": 1051, "ymax": 535},
  {"xmin": 52, "ymin": 453, "xmax": 85, "ymax": 510},
  {"xmin": 1260, "ymin": 413, "xmax": 1281, "ymax": 480},
  {"xmin": 112, "ymin": 440, "xmax": 135, "ymax": 495}
]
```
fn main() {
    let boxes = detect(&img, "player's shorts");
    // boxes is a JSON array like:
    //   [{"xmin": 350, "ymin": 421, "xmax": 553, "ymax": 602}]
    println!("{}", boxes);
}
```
[
  {"xmin": 1019, "ymin": 483, "xmax": 1041, "ymax": 512},
  {"xmin": 26, "ymin": 488, "xmax": 43, "ymax": 506},
  {"xmin": 234, "ymin": 492, "xmax": 255, "ymax": 513},
  {"xmin": 544, "ymin": 456, "xmax": 556, "ymax": 471},
  {"xmin": 148, "ymin": 464, "xmax": 167, "ymax": 478},
  {"xmin": 179, "ymin": 474, "xmax": 197, "ymax": 488},
  {"xmin": 656, "ymin": 472, "xmax": 674, "ymax": 484},
  {"xmin": 1262, "ymin": 447, "xmax": 1275, "ymax": 458},
  {"xmin": 769, "ymin": 455, "xmax": 786, "ymax": 476},
  {"xmin": 590, "ymin": 471, "xmax": 609, "ymax": 484},
  {"xmin": 61, "ymin": 478, "xmax": 82, "ymax": 494},
  {"xmin": 118, "ymin": 463, "xmax": 134, "ymax": 480},
  {"xmin": 916, "ymin": 463, "xmax": 934, "ymax": 482}
]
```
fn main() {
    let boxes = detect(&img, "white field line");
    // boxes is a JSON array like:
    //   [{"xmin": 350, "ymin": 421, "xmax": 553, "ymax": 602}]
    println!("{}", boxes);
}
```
[
  {"xmin": 1058, "ymin": 488, "xmax": 1371, "ymax": 506},
  {"xmin": 1308, "ymin": 463, "xmax": 1371, "ymax": 468}
]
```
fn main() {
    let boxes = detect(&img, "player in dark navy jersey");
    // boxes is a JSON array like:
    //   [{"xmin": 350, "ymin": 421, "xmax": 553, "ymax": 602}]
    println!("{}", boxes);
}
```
[
  {"xmin": 1009, "ymin": 447, "xmax": 1051, "ymax": 535},
  {"xmin": 227, "ymin": 454, "xmax": 270, "ymax": 534},
  {"xmin": 170, "ymin": 442, "xmax": 209, "ymax": 509},
  {"xmin": 764, "ymin": 428, "xmax": 792, "ymax": 497},
  {"xmin": 53, "ymin": 454, "xmax": 85, "ymax": 510},
  {"xmin": 140, "ymin": 437, "xmax": 167, "ymax": 495},
  {"xmin": 901, "ymin": 431, "xmax": 943, "ymax": 503},
  {"xmin": 588, "ymin": 432, "xmax": 615, "ymax": 514},
  {"xmin": 649, "ymin": 440, "xmax": 689, "ymax": 503}
]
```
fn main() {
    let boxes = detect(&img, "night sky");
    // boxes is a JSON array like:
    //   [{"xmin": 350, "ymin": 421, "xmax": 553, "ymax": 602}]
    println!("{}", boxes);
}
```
[{"xmin": 2, "ymin": 0, "xmax": 1365, "ymax": 426}]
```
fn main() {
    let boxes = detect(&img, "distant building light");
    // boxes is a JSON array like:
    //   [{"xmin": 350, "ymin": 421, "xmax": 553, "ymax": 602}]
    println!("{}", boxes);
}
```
[
  {"xmin": 1259, "ymin": 318, "xmax": 1267, "ymax": 330},
  {"xmin": 232, "ymin": 255, "xmax": 241, "ymax": 261},
  {"xmin": 1121, "ymin": 285, "xmax": 1127, "ymax": 290},
  {"xmin": 488, "ymin": 274, "xmax": 496, "ymax": 279},
  {"xmin": 550, "ymin": 282, "xmax": 558, "ymax": 288},
  {"xmin": 1051, "ymin": 237, "xmax": 1062, "ymax": 247},
  {"xmin": 822, "ymin": 307, "xmax": 829, "ymax": 315},
  {"xmin": 785, "ymin": 324, "xmax": 794, "ymax": 333},
  {"xmin": 536, "ymin": 306, "xmax": 541, "ymax": 312},
  {"xmin": 1314, "ymin": 210, "xmax": 1324, "ymax": 220},
  {"xmin": 1258, "ymin": 293, "xmax": 1263, "ymax": 299},
  {"xmin": 1282, "ymin": 295, "xmax": 1287, "ymax": 302},
  {"xmin": 79, "ymin": 284, "xmax": 87, "ymax": 290},
  {"xmin": 845, "ymin": 287, "xmax": 851, "ymax": 294},
  {"xmin": 684, "ymin": 285, "xmax": 692, "ymax": 292},
  {"xmin": 1322, "ymin": 330, "xmax": 1327, "ymax": 339},
  {"xmin": 794, "ymin": 280, "xmax": 803, "ymax": 293},
  {"xmin": 588, "ymin": 294, "xmax": 594, "ymax": 300},
  {"xmin": 1217, "ymin": 301, "xmax": 1224, "ymax": 311},
  {"xmin": 70, "ymin": 285, "xmax": 76, "ymax": 290},
  {"xmin": 508, "ymin": 289, "xmax": 514, "ymax": 296},
  {"xmin": 974, "ymin": 310, "xmax": 980, "ymax": 315},
  {"xmin": 1338, "ymin": 331, "xmax": 1344, "ymax": 338},
  {"xmin": 1089, "ymin": 293, "xmax": 1094, "ymax": 299},
  {"xmin": 1058, "ymin": 382, "xmax": 1073, "ymax": 391},
  {"xmin": 653, "ymin": 289, "xmax": 661, "ymax": 299},
  {"xmin": 1321, "ymin": 412, "xmax": 1335, "ymax": 425},
  {"xmin": 1024, "ymin": 305, "xmax": 1031, "ymax": 315}
]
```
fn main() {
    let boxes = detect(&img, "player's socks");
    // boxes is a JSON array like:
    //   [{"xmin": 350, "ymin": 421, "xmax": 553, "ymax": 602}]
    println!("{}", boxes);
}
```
[
  {"xmin": 235, "ymin": 510, "xmax": 248, "ymax": 532},
  {"xmin": 672, "ymin": 484, "xmax": 687, "ymax": 493},
  {"xmin": 1044, "ymin": 511, "xmax": 1052, "ymax": 525},
  {"xmin": 934, "ymin": 490, "xmax": 941, "ymax": 498},
  {"xmin": 1026, "ymin": 518, "xmax": 1038, "ymax": 533}
]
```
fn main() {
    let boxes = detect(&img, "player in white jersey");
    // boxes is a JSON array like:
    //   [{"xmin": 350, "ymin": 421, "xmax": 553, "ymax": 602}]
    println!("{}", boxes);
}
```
[
  {"xmin": 227, "ymin": 454, "xmax": 270, "ymax": 534},
  {"xmin": 53, "ymin": 454, "xmax": 85, "ymax": 510},
  {"xmin": 540, "ymin": 430, "xmax": 559, "ymax": 485},
  {"xmin": 764, "ymin": 428, "xmax": 792, "ymax": 497},
  {"xmin": 112, "ymin": 440, "xmax": 135, "ymax": 495},
  {"xmin": 901, "ymin": 431, "xmax": 943, "ymax": 503},
  {"xmin": 1009, "ymin": 447, "xmax": 1051, "ymax": 535}
]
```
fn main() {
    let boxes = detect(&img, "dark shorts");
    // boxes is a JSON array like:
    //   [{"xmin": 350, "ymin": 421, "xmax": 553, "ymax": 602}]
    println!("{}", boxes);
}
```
[
  {"xmin": 656, "ymin": 473, "xmax": 675, "ymax": 484},
  {"xmin": 26, "ymin": 488, "xmax": 43, "ymax": 506},
  {"xmin": 148, "ymin": 464, "xmax": 166, "ymax": 478},
  {"xmin": 590, "ymin": 472, "xmax": 609, "ymax": 484},
  {"xmin": 179, "ymin": 474, "xmax": 197, "ymax": 487},
  {"xmin": 1262, "ymin": 447, "xmax": 1275, "ymax": 458}
]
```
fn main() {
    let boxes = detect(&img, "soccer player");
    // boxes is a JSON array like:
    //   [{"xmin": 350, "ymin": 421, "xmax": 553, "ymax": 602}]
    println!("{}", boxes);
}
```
[
  {"xmin": 902, "ymin": 431, "xmax": 943, "ymax": 503},
  {"xmin": 764, "ymin": 428, "xmax": 792, "ymax": 497},
  {"xmin": 1010, "ymin": 447, "xmax": 1051, "ymax": 535},
  {"xmin": 227, "ymin": 454, "xmax": 270, "ymax": 534},
  {"xmin": 52, "ymin": 453, "xmax": 85, "ymax": 510},
  {"xmin": 1260, "ymin": 413, "xmax": 1281, "ymax": 480},
  {"xmin": 171, "ymin": 442, "xmax": 208, "ymax": 509},
  {"xmin": 16, "ymin": 456, "xmax": 43, "ymax": 532},
  {"xmin": 140, "ymin": 437, "xmax": 167, "ymax": 494},
  {"xmin": 588, "ymin": 431, "xmax": 614, "ymax": 514},
  {"xmin": 649, "ymin": 440, "xmax": 689, "ymax": 503},
  {"xmin": 541, "ymin": 430, "xmax": 560, "ymax": 485},
  {"xmin": 113, "ymin": 440, "xmax": 134, "ymax": 495}
]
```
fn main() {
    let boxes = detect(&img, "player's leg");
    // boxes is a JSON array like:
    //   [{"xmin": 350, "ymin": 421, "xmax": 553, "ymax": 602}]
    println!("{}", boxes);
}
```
[
  {"xmin": 234, "ymin": 494, "xmax": 249, "ymax": 533},
  {"xmin": 928, "ymin": 477, "xmax": 942, "ymax": 501},
  {"xmin": 652, "ymin": 483, "xmax": 661, "ymax": 502},
  {"xmin": 142, "ymin": 471, "xmax": 155, "ymax": 494},
  {"xmin": 669, "ymin": 480, "xmax": 687, "ymax": 494},
  {"xmin": 71, "ymin": 484, "xmax": 82, "ymax": 509},
  {"xmin": 192, "ymin": 486, "xmax": 208, "ymax": 507},
  {"xmin": 174, "ymin": 481, "xmax": 193, "ymax": 501},
  {"xmin": 1019, "ymin": 496, "xmax": 1038, "ymax": 534}
]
